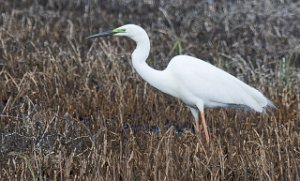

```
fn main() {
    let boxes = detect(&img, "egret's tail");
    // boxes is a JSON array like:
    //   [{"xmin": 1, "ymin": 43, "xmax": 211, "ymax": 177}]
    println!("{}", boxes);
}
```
[{"xmin": 242, "ymin": 86, "xmax": 275, "ymax": 113}]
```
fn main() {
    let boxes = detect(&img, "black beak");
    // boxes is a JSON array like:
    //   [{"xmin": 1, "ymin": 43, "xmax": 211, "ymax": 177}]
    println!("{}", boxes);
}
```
[{"xmin": 86, "ymin": 30, "xmax": 115, "ymax": 39}]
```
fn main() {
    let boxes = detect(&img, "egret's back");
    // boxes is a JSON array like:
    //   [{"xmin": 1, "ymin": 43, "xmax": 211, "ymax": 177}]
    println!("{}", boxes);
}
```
[{"xmin": 167, "ymin": 55, "xmax": 274, "ymax": 112}]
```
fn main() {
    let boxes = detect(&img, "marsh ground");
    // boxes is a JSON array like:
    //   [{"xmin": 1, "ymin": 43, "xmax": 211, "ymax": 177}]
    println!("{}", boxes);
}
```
[{"xmin": 0, "ymin": 0, "xmax": 299, "ymax": 180}]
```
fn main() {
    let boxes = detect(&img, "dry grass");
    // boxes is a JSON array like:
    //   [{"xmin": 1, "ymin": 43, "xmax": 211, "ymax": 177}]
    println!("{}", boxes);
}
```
[{"xmin": 0, "ymin": 0, "xmax": 299, "ymax": 180}]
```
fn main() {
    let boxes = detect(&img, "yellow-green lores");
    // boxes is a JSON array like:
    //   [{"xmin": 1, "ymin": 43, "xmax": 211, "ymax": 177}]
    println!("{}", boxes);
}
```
[{"xmin": 112, "ymin": 28, "xmax": 126, "ymax": 33}]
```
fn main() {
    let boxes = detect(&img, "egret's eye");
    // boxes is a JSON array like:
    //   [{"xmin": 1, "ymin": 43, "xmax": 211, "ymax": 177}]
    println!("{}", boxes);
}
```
[{"xmin": 112, "ymin": 28, "xmax": 126, "ymax": 33}]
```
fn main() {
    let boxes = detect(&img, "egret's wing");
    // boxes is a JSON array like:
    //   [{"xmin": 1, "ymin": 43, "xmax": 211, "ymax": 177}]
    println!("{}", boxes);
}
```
[{"xmin": 168, "ymin": 55, "xmax": 270, "ymax": 111}]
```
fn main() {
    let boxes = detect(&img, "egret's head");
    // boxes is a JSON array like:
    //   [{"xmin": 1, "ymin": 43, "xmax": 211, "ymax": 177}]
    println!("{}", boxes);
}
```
[{"xmin": 87, "ymin": 24, "xmax": 148, "ymax": 43}]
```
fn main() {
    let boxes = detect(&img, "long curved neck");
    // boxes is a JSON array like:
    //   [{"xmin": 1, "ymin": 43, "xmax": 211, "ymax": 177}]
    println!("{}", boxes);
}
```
[{"xmin": 131, "ymin": 34, "xmax": 170, "ymax": 94}]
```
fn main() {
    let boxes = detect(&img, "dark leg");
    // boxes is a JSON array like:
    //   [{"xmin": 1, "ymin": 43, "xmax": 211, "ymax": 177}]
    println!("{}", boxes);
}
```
[{"xmin": 195, "ymin": 117, "xmax": 203, "ymax": 143}]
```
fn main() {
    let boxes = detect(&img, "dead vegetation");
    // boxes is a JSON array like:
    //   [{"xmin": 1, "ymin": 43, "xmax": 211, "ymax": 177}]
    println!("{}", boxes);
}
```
[{"xmin": 0, "ymin": 0, "xmax": 299, "ymax": 180}]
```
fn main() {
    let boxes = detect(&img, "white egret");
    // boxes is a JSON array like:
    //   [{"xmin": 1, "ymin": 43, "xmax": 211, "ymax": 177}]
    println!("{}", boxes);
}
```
[{"xmin": 87, "ymin": 24, "xmax": 274, "ymax": 144}]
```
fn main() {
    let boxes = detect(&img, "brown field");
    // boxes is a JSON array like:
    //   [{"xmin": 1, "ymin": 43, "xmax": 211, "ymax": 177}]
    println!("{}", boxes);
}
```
[{"xmin": 0, "ymin": 0, "xmax": 299, "ymax": 180}]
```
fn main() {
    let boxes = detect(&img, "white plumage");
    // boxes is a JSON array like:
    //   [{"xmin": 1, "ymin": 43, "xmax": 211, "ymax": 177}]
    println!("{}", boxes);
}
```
[
  {"xmin": 87, "ymin": 24, "xmax": 274, "ymax": 144},
  {"xmin": 167, "ymin": 55, "xmax": 273, "ymax": 112}
]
